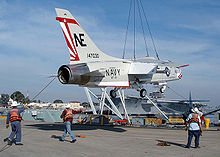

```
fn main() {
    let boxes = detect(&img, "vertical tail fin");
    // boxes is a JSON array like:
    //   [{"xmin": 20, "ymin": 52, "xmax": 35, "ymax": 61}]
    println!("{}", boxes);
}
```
[{"xmin": 55, "ymin": 8, "xmax": 119, "ymax": 64}]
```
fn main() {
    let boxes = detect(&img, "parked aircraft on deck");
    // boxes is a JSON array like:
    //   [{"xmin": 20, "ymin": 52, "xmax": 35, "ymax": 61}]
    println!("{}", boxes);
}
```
[{"xmin": 55, "ymin": 8, "xmax": 188, "ymax": 98}]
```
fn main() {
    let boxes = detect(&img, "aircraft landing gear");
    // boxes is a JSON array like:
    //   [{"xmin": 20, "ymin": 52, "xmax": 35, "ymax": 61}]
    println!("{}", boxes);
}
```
[
  {"xmin": 140, "ymin": 89, "xmax": 147, "ymax": 98},
  {"xmin": 110, "ymin": 90, "xmax": 117, "ymax": 98},
  {"xmin": 132, "ymin": 81, "xmax": 147, "ymax": 98}
]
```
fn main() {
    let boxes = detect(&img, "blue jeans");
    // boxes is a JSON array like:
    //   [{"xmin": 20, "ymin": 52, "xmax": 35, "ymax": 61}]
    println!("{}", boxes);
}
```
[
  {"xmin": 8, "ymin": 121, "xmax": 22, "ymax": 144},
  {"xmin": 187, "ymin": 130, "xmax": 200, "ymax": 148},
  {"xmin": 61, "ymin": 121, "xmax": 76, "ymax": 140}
]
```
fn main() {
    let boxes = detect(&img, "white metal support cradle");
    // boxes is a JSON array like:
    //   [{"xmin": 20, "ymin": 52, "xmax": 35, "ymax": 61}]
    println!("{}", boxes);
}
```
[
  {"xmin": 84, "ymin": 87, "xmax": 131, "ymax": 123},
  {"xmin": 144, "ymin": 93, "xmax": 169, "ymax": 120}
]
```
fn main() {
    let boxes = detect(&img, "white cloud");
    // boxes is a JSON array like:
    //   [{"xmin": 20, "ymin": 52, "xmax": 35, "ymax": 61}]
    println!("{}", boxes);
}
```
[{"xmin": 177, "ymin": 19, "xmax": 220, "ymax": 35}]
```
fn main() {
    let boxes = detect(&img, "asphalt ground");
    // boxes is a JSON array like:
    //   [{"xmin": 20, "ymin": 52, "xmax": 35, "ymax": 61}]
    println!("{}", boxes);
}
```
[{"xmin": 0, "ymin": 119, "xmax": 219, "ymax": 157}]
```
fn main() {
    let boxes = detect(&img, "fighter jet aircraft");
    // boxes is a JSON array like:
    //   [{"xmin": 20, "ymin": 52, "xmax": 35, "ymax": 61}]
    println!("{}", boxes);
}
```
[{"xmin": 55, "ymin": 8, "xmax": 187, "ymax": 98}]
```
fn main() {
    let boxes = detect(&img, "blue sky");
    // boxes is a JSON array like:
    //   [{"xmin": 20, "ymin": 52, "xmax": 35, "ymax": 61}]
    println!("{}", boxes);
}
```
[{"xmin": 0, "ymin": 0, "xmax": 219, "ymax": 107}]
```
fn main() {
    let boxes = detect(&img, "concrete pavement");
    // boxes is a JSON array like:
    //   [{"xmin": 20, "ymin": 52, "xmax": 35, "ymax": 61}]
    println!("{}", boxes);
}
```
[{"xmin": 0, "ymin": 120, "xmax": 219, "ymax": 157}]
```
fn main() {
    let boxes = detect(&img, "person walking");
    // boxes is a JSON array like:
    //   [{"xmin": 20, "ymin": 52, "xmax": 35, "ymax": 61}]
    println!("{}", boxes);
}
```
[
  {"xmin": 184, "ymin": 107, "xmax": 202, "ymax": 149},
  {"xmin": 6, "ymin": 101, "xmax": 25, "ymax": 145},
  {"xmin": 60, "ymin": 104, "xmax": 83, "ymax": 143}
]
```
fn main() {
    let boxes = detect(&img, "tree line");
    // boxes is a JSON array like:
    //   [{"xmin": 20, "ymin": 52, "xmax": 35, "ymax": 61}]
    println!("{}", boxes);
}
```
[{"xmin": 0, "ymin": 91, "xmax": 63, "ymax": 104}]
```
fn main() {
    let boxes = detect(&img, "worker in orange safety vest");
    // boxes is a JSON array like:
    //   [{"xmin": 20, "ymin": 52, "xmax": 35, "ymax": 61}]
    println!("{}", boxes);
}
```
[
  {"xmin": 6, "ymin": 101, "xmax": 25, "ymax": 145},
  {"xmin": 184, "ymin": 107, "xmax": 202, "ymax": 149},
  {"xmin": 60, "ymin": 104, "xmax": 84, "ymax": 143}
]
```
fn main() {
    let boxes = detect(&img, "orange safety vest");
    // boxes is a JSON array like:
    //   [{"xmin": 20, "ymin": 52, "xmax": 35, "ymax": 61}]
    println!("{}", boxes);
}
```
[
  {"xmin": 64, "ymin": 109, "xmax": 73, "ymax": 121},
  {"xmin": 189, "ymin": 113, "xmax": 199, "ymax": 124},
  {"xmin": 9, "ymin": 109, "xmax": 22, "ymax": 122}
]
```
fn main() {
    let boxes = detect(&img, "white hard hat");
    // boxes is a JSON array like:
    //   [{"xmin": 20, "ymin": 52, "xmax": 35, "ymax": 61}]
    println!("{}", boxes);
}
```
[
  {"xmin": 194, "ymin": 107, "xmax": 203, "ymax": 116},
  {"xmin": 190, "ymin": 108, "xmax": 195, "ymax": 113},
  {"xmin": 11, "ymin": 101, "xmax": 18, "ymax": 107},
  {"xmin": 66, "ymin": 104, "xmax": 71, "ymax": 108},
  {"xmin": 194, "ymin": 107, "xmax": 199, "ymax": 113}
]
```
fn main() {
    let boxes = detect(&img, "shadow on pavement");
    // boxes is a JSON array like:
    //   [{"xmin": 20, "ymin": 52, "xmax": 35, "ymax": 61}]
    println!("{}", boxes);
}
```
[
  {"xmin": 51, "ymin": 135, "xmax": 62, "ymax": 140},
  {"xmin": 50, "ymin": 135, "xmax": 72, "ymax": 142},
  {"xmin": 157, "ymin": 140, "xmax": 186, "ymax": 148},
  {"xmin": 0, "ymin": 138, "xmax": 15, "ymax": 153},
  {"xmin": 51, "ymin": 135, "xmax": 86, "ymax": 143},
  {"xmin": 0, "ymin": 144, "xmax": 12, "ymax": 153},
  {"xmin": 25, "ymin": 123, "xmax": 126, "ymax": 133}
]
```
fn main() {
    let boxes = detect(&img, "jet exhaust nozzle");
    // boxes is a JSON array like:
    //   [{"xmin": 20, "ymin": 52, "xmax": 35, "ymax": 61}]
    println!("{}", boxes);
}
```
[
  {"xmin": 58, "ymin": 65, "xmax": 71, "ymax": 84},
  {"xmin": 58, "ymin": 64, "xmax": 90, "ymax": 85}
]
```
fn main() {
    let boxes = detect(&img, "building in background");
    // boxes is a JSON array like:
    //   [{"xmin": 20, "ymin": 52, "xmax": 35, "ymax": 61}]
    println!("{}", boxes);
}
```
[{"xmin": 27, "ymin": 101, "xmax": 83, "ymax": 110}]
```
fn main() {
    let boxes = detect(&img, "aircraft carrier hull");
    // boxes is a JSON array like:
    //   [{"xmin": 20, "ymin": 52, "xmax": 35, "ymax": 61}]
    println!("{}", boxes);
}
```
[{"xmin": 110, "ymin": 96, "xmax": 205, "ymax": 115}]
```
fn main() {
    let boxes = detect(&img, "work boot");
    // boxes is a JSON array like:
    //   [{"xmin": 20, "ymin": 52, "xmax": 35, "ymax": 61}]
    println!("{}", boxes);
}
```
[
  {"xmin": 70, "ymin": 139, "xmax": 76, "ymax": 143},
  {"xmin": 3, "ymin": 138, "xmax": 8, "ymax": 142},
  {"xmin": 7, "ymin": 140, "xmax": 12, "ymax": 146},
  {"xmin": 15, "ymin": 143, "xmax": 23, "ymax": 146}
]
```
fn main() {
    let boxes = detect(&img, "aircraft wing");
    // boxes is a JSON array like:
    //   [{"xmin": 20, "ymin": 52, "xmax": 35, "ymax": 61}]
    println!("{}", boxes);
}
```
[
  {"xmin": 203, "ymin": 108, "xmax": 220, "ymax": 116},
  {"xmin": 128, "ymin": 62, "xmax": 157, "ymax": 74},
  {"xmin": 136, "ymin": 57, "xmax": 189, "ymax": 68}
]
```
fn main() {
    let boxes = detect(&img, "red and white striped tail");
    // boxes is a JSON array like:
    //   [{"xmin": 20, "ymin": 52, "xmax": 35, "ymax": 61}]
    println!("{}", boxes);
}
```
[
  {"xmin": 56, "ymin": 17, "xmax": 80, "ymax": 62},
  {"xmin": 55, "ymin": 8, "xmax": 121, "ymax": 64}
]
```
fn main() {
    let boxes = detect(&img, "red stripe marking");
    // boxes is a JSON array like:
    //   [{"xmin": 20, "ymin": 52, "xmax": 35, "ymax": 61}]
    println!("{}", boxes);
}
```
[
  {"xmin": 56, "ymin": 17, "xmax": 80, "ymax": 26},
  {"xmin": 71, "ymin": 68, "xmax": 77, "ymax": 72},
  {"xmin": 178, "ymin": 64, "xmax": 189, "ymax": 68},
  {"xmin": 70, "ymin": 54, "xmax": 75, "ymax": 58},
  {"xmin": 64, "ymin": 22, "xmax": 78, "ymax": 58},
  {"xmin": 114, "ymin": 119, "xmax": 128, "ymax": 123},
  {"xmin": 102, "ymin": 85, "xmax": 131, "ymax": 87},
  {"xmin": 62, "ymin": 29, "xmax": 74, "ymax": 53},
  {"xmin": 57, "ymin": 16, "xmax": 80, "ymax": 61},
  {"xmin": 62, "ymin": 29, "xmax": 79, "ymax": 61}
]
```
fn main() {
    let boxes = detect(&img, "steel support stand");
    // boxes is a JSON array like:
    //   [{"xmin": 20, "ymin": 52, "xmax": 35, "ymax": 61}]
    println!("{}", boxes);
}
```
[
  {"xmin": 85, "ymin": 88, "xmax": 123, "ymax": 120},
  {"xmin": 100, "ymin": 88, "xmax": 107, "ymax": 115},
  {"xmin": 118, "ymin": 88, "xmax": 130, "ymax": 123},
  {"xmin": 105, "ymin": 92, "xmax": 124, "ymax": 119},
  {"xmin": 145, "ymin": 93, "xmax": 169, "ymax": 120},
  {"xmin": 84, "ymin": 87, "xmax": 97, "ymax": 114}
]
